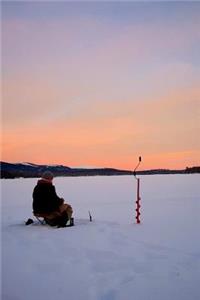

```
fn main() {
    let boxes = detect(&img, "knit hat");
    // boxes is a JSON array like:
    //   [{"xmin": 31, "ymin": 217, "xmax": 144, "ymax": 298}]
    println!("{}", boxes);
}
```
[{"xmin": 41, "ymin": 171, "xmax": 54, "ymax": 180}]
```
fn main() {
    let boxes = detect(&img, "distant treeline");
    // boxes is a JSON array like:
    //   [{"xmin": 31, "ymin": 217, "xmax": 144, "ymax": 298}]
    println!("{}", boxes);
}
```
[
  {"xmin": 137, "ymin": 166, "xmax": 200, "ymax": 175},
  {"xmin": 0, "ymin": 161, "xmax": 199, "ymax": 179}
]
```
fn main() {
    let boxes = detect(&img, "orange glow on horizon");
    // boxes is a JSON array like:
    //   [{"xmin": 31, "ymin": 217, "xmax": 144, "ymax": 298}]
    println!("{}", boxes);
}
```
[{"xmin": 2, "ymin": 85, "xmax": 199, "ymax": 170}]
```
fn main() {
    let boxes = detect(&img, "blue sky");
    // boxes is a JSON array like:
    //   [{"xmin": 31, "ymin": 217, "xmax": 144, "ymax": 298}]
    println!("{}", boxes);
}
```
[{"xmin": 2, "ymin": 1, "xmax": 200, "ymax": 169}]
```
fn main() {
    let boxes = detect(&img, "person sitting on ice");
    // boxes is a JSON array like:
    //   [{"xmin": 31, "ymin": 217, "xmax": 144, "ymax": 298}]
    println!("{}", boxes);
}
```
[{"xmin": 32, "ymin": 171, "xmax": 73, "ymax": 227}]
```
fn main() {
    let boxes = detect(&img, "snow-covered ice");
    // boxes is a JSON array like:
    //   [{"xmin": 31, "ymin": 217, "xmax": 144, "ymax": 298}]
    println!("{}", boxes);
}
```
[{"xmin": 1, "ymin": 175, "xmax": 200, "ymax": 300}]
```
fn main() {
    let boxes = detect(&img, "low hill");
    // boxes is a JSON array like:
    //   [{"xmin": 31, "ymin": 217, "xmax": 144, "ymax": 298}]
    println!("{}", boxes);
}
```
[
  {"xmin": 0, "ymin": 161, "xmax": 133, "ymax": 178},
  {"xmin": 0, "ymin": 161, "xmax": 199, "ymax": 178}
]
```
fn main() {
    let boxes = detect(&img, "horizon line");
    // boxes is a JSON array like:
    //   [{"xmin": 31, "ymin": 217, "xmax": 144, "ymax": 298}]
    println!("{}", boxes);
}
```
[{"xmin": 1, "ymin": 160, "xmax": 199, "ymax": 172}]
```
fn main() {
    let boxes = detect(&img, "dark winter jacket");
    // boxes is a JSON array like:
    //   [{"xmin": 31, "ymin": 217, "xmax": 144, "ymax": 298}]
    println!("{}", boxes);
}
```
[{"xmin": 32, "ymin": 179, "xmax": 63, "ymax": 213}]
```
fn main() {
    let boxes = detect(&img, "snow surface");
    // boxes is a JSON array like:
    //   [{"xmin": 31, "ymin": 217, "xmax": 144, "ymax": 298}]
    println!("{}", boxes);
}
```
[{"xmin": 1, "ymin": 175, "xmax": 200, "ymax": 300}]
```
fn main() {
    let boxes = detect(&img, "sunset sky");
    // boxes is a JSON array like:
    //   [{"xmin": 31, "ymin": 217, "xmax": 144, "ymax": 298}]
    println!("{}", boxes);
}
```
[{"xmin": 2, "ymin": 1, "xmax": 200, "ymax": 170}]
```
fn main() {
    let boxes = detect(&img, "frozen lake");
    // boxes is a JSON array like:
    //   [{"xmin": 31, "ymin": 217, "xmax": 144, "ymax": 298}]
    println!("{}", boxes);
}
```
[{"xmin": 1, "ymin": 174, "xmax": 200, "ymax": 300}]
